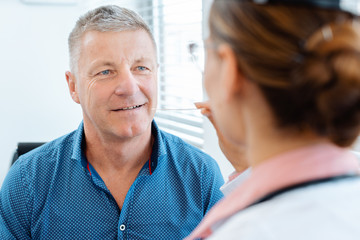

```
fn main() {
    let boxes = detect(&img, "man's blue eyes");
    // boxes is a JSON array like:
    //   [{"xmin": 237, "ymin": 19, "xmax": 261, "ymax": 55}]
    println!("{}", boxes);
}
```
[
  {"xmin": 98, "ymin": 67, "xmax": 148, "ymax": 76},
  {"xmin": 137, "ymin": 66, "xmax": 148, "ymax": 71},
  {"xmin": 100, "ymin": 70, "xmax": 110, "ymax": 75}
]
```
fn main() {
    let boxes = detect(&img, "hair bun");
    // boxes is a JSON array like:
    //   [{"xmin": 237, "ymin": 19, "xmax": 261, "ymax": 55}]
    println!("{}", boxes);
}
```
[{"xmin": 299, "ymin": 20, "xmax": 360, "ymax": 146}]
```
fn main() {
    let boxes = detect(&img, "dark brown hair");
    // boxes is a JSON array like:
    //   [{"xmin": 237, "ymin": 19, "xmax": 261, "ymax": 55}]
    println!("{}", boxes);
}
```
[{"xmin": 209, "ymin": 1, "xmax": 360, "ymax": 146}]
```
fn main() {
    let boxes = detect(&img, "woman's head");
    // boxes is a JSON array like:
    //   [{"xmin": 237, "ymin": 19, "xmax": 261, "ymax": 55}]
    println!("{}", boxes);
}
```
[{"xmin": 207, "ymin": 0, "xmax": 360, "ymax": 147}]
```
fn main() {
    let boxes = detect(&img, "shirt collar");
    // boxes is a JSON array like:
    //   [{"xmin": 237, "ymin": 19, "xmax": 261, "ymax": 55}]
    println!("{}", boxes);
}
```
[
  {"xmin": 146, "ymin": 120, "xmax": 168, "ymax": 174},
  {"xmin": 220, "ymin": 169, "xmax": 251, "ymax": 196},
  {"xmin": 71, "ymin": 121, "xmax": 86, "ymax": 167},
  {"xmin": 70, "ymin": 121, "xmax": 168, "ymax": 173}
]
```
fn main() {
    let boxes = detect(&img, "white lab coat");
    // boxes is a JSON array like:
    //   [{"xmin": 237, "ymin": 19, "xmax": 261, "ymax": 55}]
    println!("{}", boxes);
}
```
[{"xmin": 209, "ymin": 177, "xmax": 360, "ymax": 240}]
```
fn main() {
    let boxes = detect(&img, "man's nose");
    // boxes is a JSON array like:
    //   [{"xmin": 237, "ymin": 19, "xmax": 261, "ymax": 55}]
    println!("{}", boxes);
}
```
[{"xmin": 114, "ymin": 68, "xmax": 139, "ymax": 96}]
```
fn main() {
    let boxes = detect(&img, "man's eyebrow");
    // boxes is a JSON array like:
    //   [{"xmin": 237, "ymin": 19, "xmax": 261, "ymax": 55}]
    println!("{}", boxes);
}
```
[
  {"xmin": 134, "ymin": 57, "xmax": 155, "ymax": 63},
  {"xmin": 136, "ymin": 56, "xmax": 153, "ymax": 61},
  {"xmin": 87, "ymin": 61, "xmax": 116, "ymax": 76},
  {"xmin": 92, "ymin": 61, "xmax": 116, "ymax": 68},
  {"xmin": 88, "ymin": 61, "xmax": 116, "ymax": 72}
]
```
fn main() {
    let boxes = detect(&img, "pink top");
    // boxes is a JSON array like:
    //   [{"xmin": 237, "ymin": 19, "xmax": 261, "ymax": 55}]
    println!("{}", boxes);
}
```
[{"xmin": 185, "ymin": 143, "xmax": 360, "ymax": 240}]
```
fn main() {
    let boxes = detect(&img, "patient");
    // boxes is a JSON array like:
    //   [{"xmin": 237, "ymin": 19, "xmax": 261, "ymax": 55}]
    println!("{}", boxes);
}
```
[{"xmin": 0, "ymin": 5, "xmax": 224, "ymax": 239}]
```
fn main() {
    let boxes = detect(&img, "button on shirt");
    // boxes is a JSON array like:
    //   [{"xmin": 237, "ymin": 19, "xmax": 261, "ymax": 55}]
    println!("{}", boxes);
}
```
[{"xmin": 0, "ymin": 121, "xmax": 224, "ymax": 240}]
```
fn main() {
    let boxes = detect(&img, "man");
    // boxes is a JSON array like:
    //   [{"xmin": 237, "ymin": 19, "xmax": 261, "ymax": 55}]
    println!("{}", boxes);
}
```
[{"xmin": 0, "ymin": 5, "xmax": 224, "ymax": 239}]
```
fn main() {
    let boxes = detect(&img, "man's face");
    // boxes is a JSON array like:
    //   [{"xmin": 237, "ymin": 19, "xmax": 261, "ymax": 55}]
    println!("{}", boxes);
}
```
[{"xmin": 67, "ymin": 30, "xmax": 158, "ymax": 140}]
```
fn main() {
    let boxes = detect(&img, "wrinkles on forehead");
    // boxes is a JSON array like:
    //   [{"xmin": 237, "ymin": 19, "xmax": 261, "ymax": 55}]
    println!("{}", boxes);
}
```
[
  {"xmin": 72, "ymin": 28, "xmax": 157, "ymax": 77},
  {"xmin": 79, "ymin": 31, "xmax": 156, "ymax": 73}
]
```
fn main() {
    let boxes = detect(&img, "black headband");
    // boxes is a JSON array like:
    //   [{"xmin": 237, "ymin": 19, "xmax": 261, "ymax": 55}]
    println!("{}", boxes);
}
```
[{"xmin": 252, "ymin": 0, "xmax": 359, "ymax": 15}]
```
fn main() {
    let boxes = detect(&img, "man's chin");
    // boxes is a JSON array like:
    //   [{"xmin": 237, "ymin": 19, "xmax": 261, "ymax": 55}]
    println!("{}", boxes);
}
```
[{"xmin": 110, "ymin": 124, "xmax": 151, "ymax": 140}]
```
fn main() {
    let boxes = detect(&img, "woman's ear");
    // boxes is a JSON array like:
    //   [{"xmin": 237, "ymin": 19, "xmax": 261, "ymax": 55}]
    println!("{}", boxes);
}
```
[
  {"xmin": 217, "ymin": 44, "xmax": 245, "ymax": 100},
  {"xmin": 65, "ymin": 71, "xmax": 80, "ymax": 104}
]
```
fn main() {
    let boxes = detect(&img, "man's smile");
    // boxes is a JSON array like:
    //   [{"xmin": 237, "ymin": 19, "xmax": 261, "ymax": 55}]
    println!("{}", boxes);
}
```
[{"xmin": 113, "ymin": 103, "xmax": 145, "ymax": 111}]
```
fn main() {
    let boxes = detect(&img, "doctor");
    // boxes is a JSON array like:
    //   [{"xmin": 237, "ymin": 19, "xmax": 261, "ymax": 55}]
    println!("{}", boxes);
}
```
[{"xmin": 188, "ymin": 0, "xmax": 360, "ymax": 239}]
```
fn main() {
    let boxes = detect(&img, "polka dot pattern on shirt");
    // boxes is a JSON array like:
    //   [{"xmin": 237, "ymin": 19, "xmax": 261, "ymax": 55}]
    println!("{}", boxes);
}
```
[{"xmin": 0, "ymin": 121, "xmax": 224, "ymax": 240}]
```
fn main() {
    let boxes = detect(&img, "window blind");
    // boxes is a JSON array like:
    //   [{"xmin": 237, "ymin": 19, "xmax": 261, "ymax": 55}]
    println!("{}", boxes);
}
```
[{"xmin": 137, "ymin": 0, "xmax": 204, "ymax": 149}]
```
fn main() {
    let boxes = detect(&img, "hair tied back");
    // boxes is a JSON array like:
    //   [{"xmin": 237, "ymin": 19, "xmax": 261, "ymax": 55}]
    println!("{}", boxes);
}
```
[{"xmin": 322, "ymin": 25, "xmax": 333, "ymax": 41}]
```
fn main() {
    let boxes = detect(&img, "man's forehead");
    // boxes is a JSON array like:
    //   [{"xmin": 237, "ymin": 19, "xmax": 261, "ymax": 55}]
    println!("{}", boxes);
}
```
[
  {"xmin": 79, "ymin": 30, "xmax": 157, "ymax": 67},
  {"xmin": 81, "ymin": 29, "xmax": 153, "ymax": 44},
  {"xmin": 80, "ymin": 30, "xmax": 156, "ymax": 55}
]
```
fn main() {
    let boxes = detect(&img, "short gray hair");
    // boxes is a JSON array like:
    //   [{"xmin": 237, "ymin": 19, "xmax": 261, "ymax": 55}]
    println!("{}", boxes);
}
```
[{"xmin": 68, "ymin": 5, "xmax": 156, "ymax": 73}]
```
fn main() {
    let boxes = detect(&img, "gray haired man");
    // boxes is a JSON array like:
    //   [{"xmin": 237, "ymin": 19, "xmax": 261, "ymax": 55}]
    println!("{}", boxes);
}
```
[{"xmin": 0, "ymin": 5, "xmax": 224, "ymax": 239}]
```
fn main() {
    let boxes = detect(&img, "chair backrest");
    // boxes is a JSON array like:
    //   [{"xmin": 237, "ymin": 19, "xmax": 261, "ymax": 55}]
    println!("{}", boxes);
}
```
[{"xmin": 11, "ymin": 142, "xmax": 45, "ymax": 166}]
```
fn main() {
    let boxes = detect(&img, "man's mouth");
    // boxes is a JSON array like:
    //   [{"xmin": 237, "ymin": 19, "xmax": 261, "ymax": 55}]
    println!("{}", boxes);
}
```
[{"xmin": 114, "ymin": 104, "xmax": 144, "ymax": 111}]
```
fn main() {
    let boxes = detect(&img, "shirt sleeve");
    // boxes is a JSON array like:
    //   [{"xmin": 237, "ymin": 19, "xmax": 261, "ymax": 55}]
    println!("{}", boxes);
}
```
[
  {"xmin": 201, "ymin": 157, "xmax": 225, "ymax": 215},
  {"xmin": 0, "ymin": 160, "xmax": 32, "ymax": 240}
]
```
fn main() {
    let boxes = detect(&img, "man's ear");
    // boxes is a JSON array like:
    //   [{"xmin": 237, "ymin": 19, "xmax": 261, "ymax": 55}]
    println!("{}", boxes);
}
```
[
  {"xmin": 217, "ymin": 44, "xmax": 245, "ymax": 101},
  {"xmin": 65, "ymin": 71, "xmax": 80, "ymax": 104}
]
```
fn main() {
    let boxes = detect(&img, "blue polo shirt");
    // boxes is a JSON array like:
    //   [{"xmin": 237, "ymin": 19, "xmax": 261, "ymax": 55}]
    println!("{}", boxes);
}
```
[{"xmin": 0, "ymin": 121, "xmax": 224, "ymax": 239}]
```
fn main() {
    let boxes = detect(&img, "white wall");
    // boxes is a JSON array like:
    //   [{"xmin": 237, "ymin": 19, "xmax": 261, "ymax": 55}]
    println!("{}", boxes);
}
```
[{"xmin": 0, "ymin": 0, "xmax": 84, "ymax": 186}]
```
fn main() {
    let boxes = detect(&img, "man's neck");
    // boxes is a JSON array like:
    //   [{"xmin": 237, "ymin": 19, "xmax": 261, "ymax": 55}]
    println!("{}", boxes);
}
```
[
  {"xmin": 84, "ymin": 126, "xmax": 153, "ymax": 174},
  {"xmin": 82, "ymin": 124, "xmax": 154, "ymax": 209}
]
